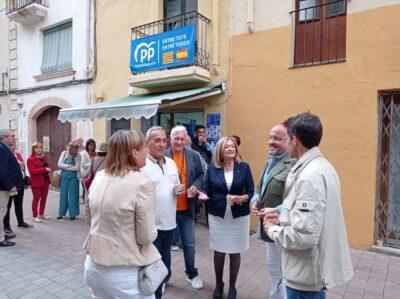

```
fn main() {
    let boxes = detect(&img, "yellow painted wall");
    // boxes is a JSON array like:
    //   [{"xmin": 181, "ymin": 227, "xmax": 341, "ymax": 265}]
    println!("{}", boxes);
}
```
[
  {"xmin": 227, "ymin": 5, "xmax": 400, "ymax": 249},
  {"xmin": 94, "ymin": 0, "xmax": 230, "ymax": 141}
]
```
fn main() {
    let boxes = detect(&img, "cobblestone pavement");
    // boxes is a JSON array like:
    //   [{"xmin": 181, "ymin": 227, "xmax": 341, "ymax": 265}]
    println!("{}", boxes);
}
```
[{"xmin": 0, "ymin": 190, "xmax": 399, "ymax": 298}]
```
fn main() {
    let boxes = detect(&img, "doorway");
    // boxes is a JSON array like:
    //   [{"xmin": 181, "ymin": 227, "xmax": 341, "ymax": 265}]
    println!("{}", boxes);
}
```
[
  {"xmin": 36, "ymin": 106, "xmax": 71, "ymax": 169},
  {"xmin": 376, "ymin": 92, "xmax": 400, "ymax": 248}
]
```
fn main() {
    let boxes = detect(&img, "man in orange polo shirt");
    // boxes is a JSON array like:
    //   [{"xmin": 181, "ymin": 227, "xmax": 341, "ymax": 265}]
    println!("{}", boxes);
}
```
[{"xmin": 165, "ymin": 125, "xmax": 205, "ymax": 290}]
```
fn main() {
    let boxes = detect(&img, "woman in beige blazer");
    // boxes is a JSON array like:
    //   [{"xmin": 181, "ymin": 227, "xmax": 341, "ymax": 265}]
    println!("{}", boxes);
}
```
[{"xmin": 83, "ymin": 130, "xmax": 160, "ymax": 299}]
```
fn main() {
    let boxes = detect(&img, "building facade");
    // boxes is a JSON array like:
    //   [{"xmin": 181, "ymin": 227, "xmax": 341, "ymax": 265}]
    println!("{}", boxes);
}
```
[
  {"xmin": 228, "ymin": 0, "xmax": 400, "ymax": 249},
  {"xmin": 5, "ymin": 0, "xmax": 94, "ymax": 166},
  {"xmin": 0, "ymin": 0, "xmax": 9, "ymax": 129},
  {"xmin": 92, "ymin": 0, "xmax": 229, "ymax": 143}
]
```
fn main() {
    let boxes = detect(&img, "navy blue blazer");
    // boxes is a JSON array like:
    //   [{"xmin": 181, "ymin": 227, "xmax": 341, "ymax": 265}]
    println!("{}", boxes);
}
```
[
  {"xmin": 202, "ymin": 162, "xmax": 254, "ymax": 219},
  {"xmin": 0, "ymin": 141, "xmax": 24, "ymax": 191}
]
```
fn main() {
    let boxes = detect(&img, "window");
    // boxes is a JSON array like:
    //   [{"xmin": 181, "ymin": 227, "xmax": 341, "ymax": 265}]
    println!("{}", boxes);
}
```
[
  {"xmin": 299, "ymin": 0, "xmax": 318, "ymax": 21},
  {"xmin": 111, "ymin": 118, "xmax": 131, "ymax": 135},
  {"xmin": 41, "ymin": 22, "xmax": 72, "ymax": 74},
  {"xmin": 163, "ymin": 0, "xmax": 198, "ymax": 30},
  {"xmin": 293, "ymin": 0, "xmax": 347, "ymax": 66},
  {"xmin": 158, "ymin": 110, "xmax": 204, "ymax": 139}
]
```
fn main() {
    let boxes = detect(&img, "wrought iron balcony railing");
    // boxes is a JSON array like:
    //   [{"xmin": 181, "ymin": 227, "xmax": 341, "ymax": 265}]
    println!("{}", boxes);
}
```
[
  {"xmin": 131, "ymin": 11, "xmax": 211, "ymax": 73},
  {"xmin": 7, "ymin": 0, "xmax": 47, "ymax": 14},
  {"xmin": 290, "ymin": 0, "xmax": 347, "ymax": 67}
]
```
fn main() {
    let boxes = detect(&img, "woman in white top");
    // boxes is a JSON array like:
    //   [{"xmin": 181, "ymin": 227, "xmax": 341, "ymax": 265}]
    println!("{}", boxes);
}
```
[{"xmin": 199, "ymin": 137, "xmax": 254, "ymax": 299}]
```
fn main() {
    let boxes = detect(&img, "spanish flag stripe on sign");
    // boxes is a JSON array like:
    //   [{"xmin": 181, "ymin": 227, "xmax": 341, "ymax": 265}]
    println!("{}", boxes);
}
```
[{"xmin": 176, "ymin": 49, "xmax": 188, "ymax": 61}]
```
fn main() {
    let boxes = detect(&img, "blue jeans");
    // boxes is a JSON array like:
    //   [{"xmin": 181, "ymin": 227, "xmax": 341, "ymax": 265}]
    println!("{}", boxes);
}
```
[
  {"xmin": 171, "ymin": 226, "xmax": 180, "ymax": 246},
  {"xmin": 176, "ymin": 209, "xmax": 198, "ymax": 279},
  {"xmin": 286, "ymin": 286, "xmax": 326, "ymax": 299},
  {"xmin": 153, "ymin": 229, "xmax": 173, "ymax": 299}
]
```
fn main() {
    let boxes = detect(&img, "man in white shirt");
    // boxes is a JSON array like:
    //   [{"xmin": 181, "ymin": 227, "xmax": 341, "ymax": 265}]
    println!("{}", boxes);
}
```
[{"xmin": 141, "ymin": 126, "xmax": 181, "ymax": 299}]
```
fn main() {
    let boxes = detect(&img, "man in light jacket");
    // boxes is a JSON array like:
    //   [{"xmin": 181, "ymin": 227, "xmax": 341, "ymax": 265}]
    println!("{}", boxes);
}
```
[{"xmin": 264, "ymin": 113, "xmax": 353, "ymax": 298}]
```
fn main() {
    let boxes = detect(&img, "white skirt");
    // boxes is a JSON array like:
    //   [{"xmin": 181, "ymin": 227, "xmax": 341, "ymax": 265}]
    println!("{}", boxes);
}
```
[
  {"xmin": 208, "ymin": 205, "xmax": 250, "ymax": 254},
  {"xmin": 84, "ymin": 255, "xmax": 155, "ymax": 299}
]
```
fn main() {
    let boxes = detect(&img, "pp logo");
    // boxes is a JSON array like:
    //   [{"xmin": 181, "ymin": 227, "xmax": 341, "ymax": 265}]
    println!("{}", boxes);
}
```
[{"xmin": 134, "ymin": 42, "xmax": 156, "ymax": 63}]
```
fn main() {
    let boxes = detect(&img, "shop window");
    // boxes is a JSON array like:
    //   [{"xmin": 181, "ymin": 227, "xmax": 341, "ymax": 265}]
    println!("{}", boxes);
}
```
[
  {"xmin": 293, "ymin": 0, "xmax": 347, "ymax": 66},
  {"xmin": 158, "ymin": 111, "xmax": 204, "ymax": 139},
  {"xmin": 111, "ymin": 118, "xmax": 130, "ymax": 135},
  {"xmin": 41, "ymin": 22, "xmax": 72, "ymax": 74}
]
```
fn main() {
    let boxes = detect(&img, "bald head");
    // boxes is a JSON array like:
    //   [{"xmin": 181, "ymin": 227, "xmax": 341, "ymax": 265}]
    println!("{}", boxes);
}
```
[{"xmin": 268, "ymin": 124, "xmax": 288, "ymax": 156}]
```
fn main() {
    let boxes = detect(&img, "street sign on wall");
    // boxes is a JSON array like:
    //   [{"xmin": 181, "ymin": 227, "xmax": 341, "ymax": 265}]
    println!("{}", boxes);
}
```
[{"xmin": 130, "ymin": 25, "xmax": 195, "ymax": 73}]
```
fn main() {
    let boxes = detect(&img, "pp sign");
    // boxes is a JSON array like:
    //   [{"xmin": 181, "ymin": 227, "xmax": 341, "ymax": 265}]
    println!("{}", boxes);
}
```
[{"xmin": 130, "ymin": 25, "xmax": 195, "ymax": 73}]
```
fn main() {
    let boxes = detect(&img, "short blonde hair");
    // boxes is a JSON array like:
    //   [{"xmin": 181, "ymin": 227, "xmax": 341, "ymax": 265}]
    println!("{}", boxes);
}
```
[
  {"xmin": 105, "ymin": 130, "xmax": 146, "ymax": 176},
  {"xmin": 212, "ymin": 136, "xmax": 241, "ymax": 168},
  {"xmin": 31, "ymin": 142, "xmax": 42, "ymax": 156}
]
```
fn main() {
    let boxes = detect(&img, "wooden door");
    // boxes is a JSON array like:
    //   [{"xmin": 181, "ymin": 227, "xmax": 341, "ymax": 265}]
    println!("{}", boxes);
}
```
[{"xmin": 36, "ymin": 106, "xmax": 71, "ymax": 169}]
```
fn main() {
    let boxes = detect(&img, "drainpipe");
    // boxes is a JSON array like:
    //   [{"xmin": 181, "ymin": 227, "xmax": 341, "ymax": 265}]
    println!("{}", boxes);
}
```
[
  {"xmin": 212, "ymin": 0, "xmax": 220, "ymax": 75},
  {"xmin": 247, "ymin": 0, "xmax": 255, "ymax": 33}
]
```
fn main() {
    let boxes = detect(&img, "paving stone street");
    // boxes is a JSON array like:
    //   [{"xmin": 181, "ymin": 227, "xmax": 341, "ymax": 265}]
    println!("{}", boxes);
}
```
[{"xmin": 0, "ymin": 190, "xmax": 399, "ymax": 298}]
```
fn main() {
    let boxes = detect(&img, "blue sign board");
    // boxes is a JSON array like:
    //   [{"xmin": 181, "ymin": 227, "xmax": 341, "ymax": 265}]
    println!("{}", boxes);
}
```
[
  {"xmin": 206, "ymin": 114, "xmax": 221, "ymax": 152},
  {"xmin": 130, "ymin": 25, "xmax": 196, "ymax": 73}
]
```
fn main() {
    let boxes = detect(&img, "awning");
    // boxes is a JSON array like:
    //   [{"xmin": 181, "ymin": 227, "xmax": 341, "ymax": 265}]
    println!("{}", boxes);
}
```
[{"xmin": 58, "ymin": 84, "xmax": 224, "ymax": 123}]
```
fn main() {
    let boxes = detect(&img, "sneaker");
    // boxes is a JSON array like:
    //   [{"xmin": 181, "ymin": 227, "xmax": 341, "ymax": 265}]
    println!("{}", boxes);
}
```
[
  {"xmin": 171, "ymin": 245, "xmax": 180, "ymax": 251},
  {"xmin": 186, "ymin": 275, "xmax": 203, "ymax": 290},
  {"xmin": 162, "ymin": 283, "xmax": 166, "ymax": 294},
  {"xmin": 39, "ymin": 215, "xmax": 51, "ymax": 220},
  {"xmin": 32, "ymin": 217, "xmax": 42, "ymax": 223}
]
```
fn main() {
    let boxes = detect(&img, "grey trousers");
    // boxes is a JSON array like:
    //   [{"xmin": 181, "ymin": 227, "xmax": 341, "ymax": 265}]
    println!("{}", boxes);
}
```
[{"xmin": 0, "ymin": 191, "xmax": 9, "ymax": 242}]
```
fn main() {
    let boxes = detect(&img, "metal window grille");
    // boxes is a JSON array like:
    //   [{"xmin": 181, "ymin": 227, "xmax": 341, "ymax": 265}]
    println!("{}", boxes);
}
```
[
  {"xmin": 6, "ymin": 0, "xmax": 47, "ymax": 14},
  {"xmin": 375, "ymin": 92, "xmax": 400, "ymax": 248}
]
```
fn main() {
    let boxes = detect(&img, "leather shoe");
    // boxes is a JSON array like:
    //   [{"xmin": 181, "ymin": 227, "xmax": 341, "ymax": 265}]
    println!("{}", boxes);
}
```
[
  {"xmin": 0, "ymin": 239, "xmax": 15, "ymax": 246},
  {"xmin": 18, "ymin": 222, "xmax": 33, "ymax": 228},
  {"xmin": 4, "ymin": 228, "xmax": 13, "ymax": 234},
  {"xmin": 5, "ymin": 233, "xmax": 16, "ymax": 240}
]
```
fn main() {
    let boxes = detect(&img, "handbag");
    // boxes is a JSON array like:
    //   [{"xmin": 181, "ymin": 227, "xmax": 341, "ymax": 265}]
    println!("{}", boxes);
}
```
[
  {"xmin": 138, "ymin": 259, "xmax": 168, "ymax": 296},
  {"xmin": 24, "ymin": 176, "xmax": 31, "ymax": 187},
  {"xmin": 51, "ymin": 170, "xmax": 62, "ymax": 188},
  {"xmin": 84, "ymin": 159, "xmax": 104, "ymax": 190}
]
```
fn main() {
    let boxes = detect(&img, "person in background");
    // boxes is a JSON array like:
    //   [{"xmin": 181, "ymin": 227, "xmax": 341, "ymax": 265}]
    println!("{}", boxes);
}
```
[
  {"xmin": 165, "ymin": 125, "xmax": 204, "ymax": 290},
  {"xmin": 199, "ymin": 137, "xmax": 254, "ymax": 299},
  {"xmin": 57, "ymin": 142, "xmax": 81, "ymax": 220},
  {"xmin": 3, "ymin": 140, "xmax": 33, "ymax": 235},
  {"xmin": 191, "ymin": 125, "xmax": 212, "ymax": 164},
  {"xmin": 75, "ymin": 137, "xmax": 91, "ymax": 200},
  {"xmin": 85, "ymin": 139, "xmax": 97, "ymax": 159},
  {"xmin": 0, "ymin": 129, "xmax": 24, "ymax": 246},
  {"xmin": 84, "ymin": 130, "xmax": 159, "ymax": 298},
  {"xmin": 230, "ymin": 135, "xmax": 241, "ymax": 147},
  {"xmin": 27, "ymin": 142, "xmax": 52, "ymax": 223}
]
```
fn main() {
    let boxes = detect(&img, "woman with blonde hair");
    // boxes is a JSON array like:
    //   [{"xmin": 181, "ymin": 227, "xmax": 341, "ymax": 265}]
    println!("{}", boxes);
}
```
[
  {"xmin": 27, "ymin": 142, "xmax": 52, "ymax": 222},
  {"xmin": 84, "ymin": 130, "xmax": 160, "ymax": 298},
  {"xmin": 199, "ymin": 137, "xmax": 254, "ymax": 299},
  {"xmin": 57, "ymin": 141, "xmax": 81, "ymax": 220}
]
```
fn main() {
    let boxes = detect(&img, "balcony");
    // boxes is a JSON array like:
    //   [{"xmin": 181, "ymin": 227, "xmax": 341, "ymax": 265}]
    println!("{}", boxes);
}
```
[
  {"xmin": 7, "ymin": 0, "xmax": 48, "ymax": 25},
  {"xmin": 129, "ymin": 11, "xmax": 211, "ymax": 90}
]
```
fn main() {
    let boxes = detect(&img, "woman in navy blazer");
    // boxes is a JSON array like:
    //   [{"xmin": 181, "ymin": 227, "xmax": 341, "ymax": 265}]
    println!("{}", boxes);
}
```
[{"xmin": 199, "ymin": 136, "xmax": 254, "ymax": 299}]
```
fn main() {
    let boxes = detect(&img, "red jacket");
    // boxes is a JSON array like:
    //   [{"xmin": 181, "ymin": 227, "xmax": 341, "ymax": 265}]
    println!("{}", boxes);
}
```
[{"xmin": 27, "ymin": 155, "xmax": 51, "ymax": 188}]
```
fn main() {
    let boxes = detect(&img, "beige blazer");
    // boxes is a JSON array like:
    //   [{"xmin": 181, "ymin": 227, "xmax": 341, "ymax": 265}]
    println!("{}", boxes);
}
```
[{"xmin": 83, "ymin": 170, "xmax": 160, "ymax": 267}]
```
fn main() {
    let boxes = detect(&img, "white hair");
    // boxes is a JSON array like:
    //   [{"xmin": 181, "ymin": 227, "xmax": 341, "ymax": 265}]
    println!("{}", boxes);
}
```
[
  {"xmin": 0, "ymin": 129, "xmax": 12, "ymax": 140},
  {"xmin": 146, "ymin": 126, "xmax": 165, "ymax": 140},
  {"xmin": 170, "ymin": 125, "xmax": 187, "ymax": 138}
]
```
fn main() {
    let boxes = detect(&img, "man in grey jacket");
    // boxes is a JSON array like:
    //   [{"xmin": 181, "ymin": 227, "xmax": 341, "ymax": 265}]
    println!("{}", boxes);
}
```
[
  {"xmin": 264, "ymin": 113, "xmax": 353, "ymax": 299},
  {"xmin": 165, "ymin": 125, "xmax": 204, "ymax": 290}
]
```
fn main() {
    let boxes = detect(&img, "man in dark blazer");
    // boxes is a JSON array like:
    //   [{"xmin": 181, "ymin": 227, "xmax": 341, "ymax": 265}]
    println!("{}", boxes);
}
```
[
  {"xmin": 0, "ymin": 129, "xmax": 23, "ymax": 247},
  {"xmin": 251, "ymin": 124, "xmax": 292, "ymax": 299},
  {"xmin": 165, "ymin": 125, "xmax": 204, "ymax": 290}
]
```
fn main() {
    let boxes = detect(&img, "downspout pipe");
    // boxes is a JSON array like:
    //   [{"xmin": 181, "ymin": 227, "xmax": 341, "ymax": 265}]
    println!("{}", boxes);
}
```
[{"xmin": 247, "ymin": 0, "xmax": 255, "ymax": 33}]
